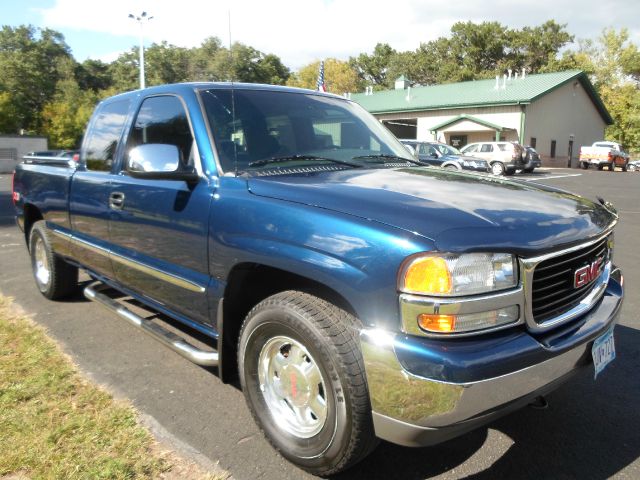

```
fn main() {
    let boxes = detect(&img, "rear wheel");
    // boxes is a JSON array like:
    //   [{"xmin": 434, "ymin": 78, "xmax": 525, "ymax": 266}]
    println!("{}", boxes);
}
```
[
  {"xmin": 523, "ymin": 167, "xmax": 534, "ymax": 173},
  {"xmin": 608, "ymin": 163, "xmax": 615, "ymax": 171},
  {"xmin": 580, "ymin": 162, "xmax": 589, "ymax": 169},
  {"xmin": 29, "ymin": 220, "xmax": 78, "ymax": 299},
  {"xmin": 490, "ymin": 162, "xmax": 506, "ymax": 176},
  {"xmin": 621, "ymin": 163, "xmax": 628, "ymax": 172},
  {"xmin": 238, "ymin": 291, "xmax": 377, "ymax": 476}
]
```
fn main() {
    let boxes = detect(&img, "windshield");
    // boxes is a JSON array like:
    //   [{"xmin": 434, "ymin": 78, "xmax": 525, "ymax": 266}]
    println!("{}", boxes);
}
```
[
  {"xmin": 435, "ymin": 144, "xmax": 461, "ymax": 156},
  {"xmin": 199, "ymin": 88, "xmax": 413, "ymax": 173}
]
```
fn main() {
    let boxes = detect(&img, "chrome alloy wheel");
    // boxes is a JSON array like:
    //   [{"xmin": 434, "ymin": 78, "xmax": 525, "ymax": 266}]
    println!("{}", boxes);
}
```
[
  {"xmin": 34, "ymin": 236, "xmax": 51, "ymax": 286},
  {"xmin": 258, "ymin": 335, "xmax": 328, "ymax": 438}
]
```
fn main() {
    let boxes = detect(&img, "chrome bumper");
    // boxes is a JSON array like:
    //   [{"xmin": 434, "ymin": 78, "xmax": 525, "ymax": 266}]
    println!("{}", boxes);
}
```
[{"xmin": 360, "ymin": 270, "xmax": 623, "ymax": 447}]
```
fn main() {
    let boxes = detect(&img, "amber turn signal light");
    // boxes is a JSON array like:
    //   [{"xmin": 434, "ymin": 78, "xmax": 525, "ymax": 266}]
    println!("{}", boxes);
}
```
[
  {"xmin": 403, "ymin": 257, "xmax": 452, "ymax": 295},
  {"xmin": 417, "ymin": 313, "xmax": 456, "ymax": 333}
]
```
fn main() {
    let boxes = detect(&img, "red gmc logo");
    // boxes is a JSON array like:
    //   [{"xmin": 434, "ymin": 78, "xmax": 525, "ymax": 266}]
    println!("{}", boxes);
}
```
[{"xmin": 574, "ymin": 257, "xmax": 603, "ymax": 288}]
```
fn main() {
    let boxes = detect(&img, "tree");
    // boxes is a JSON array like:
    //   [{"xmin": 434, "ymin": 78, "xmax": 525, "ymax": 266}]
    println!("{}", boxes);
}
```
[
  {"xmin": 0, "ymin": 25, "xmax": 73, "ymax": 132},
  {"xmin": 288, "ymin": 59, "xmax": 360, "ymax": 94},
  {"xmin": 75, "ymin": 59, "xmax": 113, "ymax": 92},
  {"xmin": 209, "ymin": 42, "xmax": 290, "ymax": 84},
  {"xmin": 41, "ymin": 58, "xmax": 97, "ymax": 148},
  {"xmin": 350, "ymin": 43, "xmax": 397, "ymax": 90}
]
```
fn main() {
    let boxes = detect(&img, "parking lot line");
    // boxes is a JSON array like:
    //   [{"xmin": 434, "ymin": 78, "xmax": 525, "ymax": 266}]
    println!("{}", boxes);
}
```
[{"xmin": 521, "ymin": 173, "xmax": 583, "ymax": 181}]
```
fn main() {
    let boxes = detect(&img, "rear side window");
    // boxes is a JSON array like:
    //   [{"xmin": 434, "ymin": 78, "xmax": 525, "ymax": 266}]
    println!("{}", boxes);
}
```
[
  {"xmin": 127, "ymin": 95, "xmax": 194, "ymax": 165},
  {"xmin": 480, "ymin": 144, "xmax": 493, "ymax": 152},
  {"xmin": 83, "ymin": 100, "xmax": 131, "ymax": 172}
]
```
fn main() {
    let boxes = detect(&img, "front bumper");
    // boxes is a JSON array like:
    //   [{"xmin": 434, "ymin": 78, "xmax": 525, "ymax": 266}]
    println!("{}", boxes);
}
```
[
  {"xmin": 360, "ymin": 268, "xmax": 623, "ymax": 447},
  {"xmin": 461, "ymin": 164, "xmax": 490, "ymax": 173}
]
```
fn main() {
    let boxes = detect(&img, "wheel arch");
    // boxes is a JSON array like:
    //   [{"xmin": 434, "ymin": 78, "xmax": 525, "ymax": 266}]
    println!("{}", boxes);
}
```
[
  {"xmin": 219, "ymin": 262, "xmax": 359, "ymax": 383},
  {"xmin": 23, "ymin": 203, "xmax": 43, "ymax": 248}
]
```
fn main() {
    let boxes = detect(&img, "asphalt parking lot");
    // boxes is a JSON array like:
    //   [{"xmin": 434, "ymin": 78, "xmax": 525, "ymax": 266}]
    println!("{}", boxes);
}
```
[{"xmin": 0, "ymin": 167, "xmax": 638, "ymax": 479}]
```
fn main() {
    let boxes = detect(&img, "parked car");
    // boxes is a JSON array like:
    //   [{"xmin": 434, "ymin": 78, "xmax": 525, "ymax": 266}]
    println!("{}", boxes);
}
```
[
  {"xmin": 522, "ymin": 146, "xmax": 542, "ymax": 173},
  {"xmin": 460, "ymin": 141, "xmax": 525, "ymax": 176},
  {"xmin": 627, "ymin": 160, "xmax": 640, "ymax": 172},
  {"xmin": 13, "ymin": 82, "xmax": 623, "ymax": 476},
  {"xmin": 400, "ymin": 140, "xmax": 490, "ymax": 172},
  {"xmin": 579, "ymin": 141, "xmax": 629, "ymax": 171}
]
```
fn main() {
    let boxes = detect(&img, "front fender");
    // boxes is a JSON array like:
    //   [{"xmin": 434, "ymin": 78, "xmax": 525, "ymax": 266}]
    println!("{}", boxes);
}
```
[{"xmin": 208, "ymin": 179, "xmax": 433, "ymax": 329}]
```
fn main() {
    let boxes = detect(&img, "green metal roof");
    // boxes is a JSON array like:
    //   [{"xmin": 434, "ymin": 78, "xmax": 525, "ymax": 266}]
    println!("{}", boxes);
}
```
[
  {"xmin": 351, "ymin": 70, "xmax": 613, "ymax": 124},
  {"xmin": 429, "ymin": 114, "xmax": 506, "ymax": 132}
]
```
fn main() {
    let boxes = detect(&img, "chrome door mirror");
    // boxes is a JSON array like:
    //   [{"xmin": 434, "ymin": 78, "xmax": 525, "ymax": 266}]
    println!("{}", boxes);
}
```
[
  {"xmin": 128, "ymin": 144, "xmax": 181, "ymax": 173},
  {"xmin": 127, "ymin": 144, "xmax": 198, "ymax": 183}
]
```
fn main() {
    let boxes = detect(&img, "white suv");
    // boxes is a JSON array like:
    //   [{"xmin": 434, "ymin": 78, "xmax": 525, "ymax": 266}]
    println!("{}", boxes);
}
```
[{"xmin": 460, "ymin": 142, "xmax": 525, "ymax": 175}]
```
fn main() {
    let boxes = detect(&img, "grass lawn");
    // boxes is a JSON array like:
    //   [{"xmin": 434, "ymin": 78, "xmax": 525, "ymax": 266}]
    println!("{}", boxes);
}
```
[{"xmin": 0, "ymin": 294, "xmax": 225, "ymax": 480}]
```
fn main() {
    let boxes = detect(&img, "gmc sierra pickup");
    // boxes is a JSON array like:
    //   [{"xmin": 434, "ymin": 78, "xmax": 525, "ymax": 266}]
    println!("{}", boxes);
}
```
[{"xmin": 13, "ymin": 83, "xmax": 623, "ymax": 475}]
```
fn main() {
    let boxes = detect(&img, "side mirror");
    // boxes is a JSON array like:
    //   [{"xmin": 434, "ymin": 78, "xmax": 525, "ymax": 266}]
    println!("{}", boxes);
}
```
[{"xmin": 127, "ymin": 144, "xmax": 199, "ymax": 183}]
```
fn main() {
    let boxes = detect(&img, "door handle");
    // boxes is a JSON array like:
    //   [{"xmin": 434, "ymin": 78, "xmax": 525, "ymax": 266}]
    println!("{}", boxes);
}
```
[{"xmin": 109, "ymin": 191, "xmax": 125, "ymax": 210}]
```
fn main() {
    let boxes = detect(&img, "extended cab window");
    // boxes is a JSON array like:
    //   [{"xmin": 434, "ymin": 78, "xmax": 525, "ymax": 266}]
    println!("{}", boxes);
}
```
[
  {"xmin": 83, "ymin": 100, "xmax": 130, "ymax": 172},
  {"xmin": 127, "ymin": 96, "xmax": 194, "ymax": 167}
]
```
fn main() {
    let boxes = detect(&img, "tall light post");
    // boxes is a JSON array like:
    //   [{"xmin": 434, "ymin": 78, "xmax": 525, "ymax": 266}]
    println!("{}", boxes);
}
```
[{"xmin": 128, "ymin": 11, "xmax": 153, "ymax": 89}]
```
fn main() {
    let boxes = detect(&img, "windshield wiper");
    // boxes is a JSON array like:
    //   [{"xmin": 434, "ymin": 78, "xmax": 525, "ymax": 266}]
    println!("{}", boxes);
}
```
[
  {"xmin": 248, "ymin": 155, "xmax": 362, "ymax": 168},
  {"xmin": 351, "ymin": 154, "xmax": 424, "ymax": 166}
]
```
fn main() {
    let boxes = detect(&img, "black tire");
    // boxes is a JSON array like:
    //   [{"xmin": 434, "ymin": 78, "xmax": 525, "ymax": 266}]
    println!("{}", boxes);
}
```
[
  {"xmin": 608, "ymin": 163, "xmax": 615, "ymax": 171},
  {"xmin": 580, "ymin": 162, "xmax": 589, "ymax": 170},
  {"xmin": 238, "ymin": 291, "xmax": 377, "ymax": 476},
  {"xmin": 523, "ymin": 167, "xmax": 534, "ymax": 173},
  {"xmin": 621, "ymin": 163, "xmax": 627, "ymax": 172},
  {"xmin": 505, "ymin": 167, "xmax": 515, "ymax": 176},
  {"xmin": 29, "ymin": 220, "xmax": 78, "ymax": 300},
  {"xmin": 490, "ymin": 162, "xmax": 506, "ymax": 176}
]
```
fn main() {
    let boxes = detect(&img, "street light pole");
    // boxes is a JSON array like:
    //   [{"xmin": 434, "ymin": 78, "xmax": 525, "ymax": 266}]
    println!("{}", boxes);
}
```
[{"xmin": 128, "ymin": 11, "xmax": 153, "ymax": 90}]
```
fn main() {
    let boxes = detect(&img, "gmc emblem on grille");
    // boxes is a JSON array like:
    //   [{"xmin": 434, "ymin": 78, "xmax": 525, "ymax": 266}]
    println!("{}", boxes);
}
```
[{"xmin": 574, "ymin": 257, "xmax": 603, "ymax": 288}]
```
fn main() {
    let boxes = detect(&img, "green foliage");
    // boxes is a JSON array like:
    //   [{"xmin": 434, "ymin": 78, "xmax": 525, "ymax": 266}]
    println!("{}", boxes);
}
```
[
  {"xmin": 287, "ymin": 59, "xmax": 361, "ymax": 94},
  {"xmin": 1, "ymin": 20, "xmax": 638, "ymax": 153},
  {"xmin": 0, "ymin": 25, "xmax": 73, "ymax": 132},
  {"xmin": 350, "ymin": 20, "xmax": 573, "ymax": 87}
]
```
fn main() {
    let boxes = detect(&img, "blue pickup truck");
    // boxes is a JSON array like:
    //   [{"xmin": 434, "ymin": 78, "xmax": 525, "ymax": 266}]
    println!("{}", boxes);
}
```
[{"xmin": 12, "ymin": 83, "xmax": 623, "ymax": 475}]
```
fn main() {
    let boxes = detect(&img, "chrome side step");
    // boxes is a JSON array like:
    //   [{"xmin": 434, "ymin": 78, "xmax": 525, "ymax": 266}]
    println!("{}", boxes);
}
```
[{"xmin": 84, "ymin": 282, "xmax": 219, "ymax": 367}]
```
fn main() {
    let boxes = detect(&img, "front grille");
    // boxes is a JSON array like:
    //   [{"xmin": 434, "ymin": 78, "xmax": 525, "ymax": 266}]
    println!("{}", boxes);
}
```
[{"xmin": 531, "ymin": 237, "xmax": 609, "ymax": 324}]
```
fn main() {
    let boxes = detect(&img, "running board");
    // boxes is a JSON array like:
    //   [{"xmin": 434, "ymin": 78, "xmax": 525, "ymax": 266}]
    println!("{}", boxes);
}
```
[{"xmin": 84, "ymin": 282, "xmax": 219, "ymax": 367}]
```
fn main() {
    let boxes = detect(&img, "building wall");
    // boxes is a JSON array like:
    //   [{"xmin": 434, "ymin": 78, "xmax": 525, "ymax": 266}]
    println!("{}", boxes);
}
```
[
  {"xmin": 374, "ymin": 105, "xmax": 522, "ymax": 142},
  {"xmin": 524, "ymin": 81, "xmax": 606, "ymax": 167},
  {"xmin": 0, "ymin": 135, "xmax": 48, "ymax": 173}
]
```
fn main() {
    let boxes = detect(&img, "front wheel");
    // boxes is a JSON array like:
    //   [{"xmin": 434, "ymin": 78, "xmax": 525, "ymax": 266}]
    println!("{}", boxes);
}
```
[
  {"xmin": 490, "ymin": 162, "xmax": 506, "ymax": 176},
  {"xmin": 238, "ymin": 291, "xmax": 377, "ymax": 476},
  {"xmin": 580, "ymin": 162, "xmax": 589, "ymax": 169},
  {"xmin": 29, "ymin": 220, "xmax": 78, "ymax": 299}
]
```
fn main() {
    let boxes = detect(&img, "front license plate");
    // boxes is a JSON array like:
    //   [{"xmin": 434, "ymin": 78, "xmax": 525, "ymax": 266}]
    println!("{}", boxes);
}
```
[{"xmin": 592, "ymin": 329, "xmax": 616, "ymax": 379}]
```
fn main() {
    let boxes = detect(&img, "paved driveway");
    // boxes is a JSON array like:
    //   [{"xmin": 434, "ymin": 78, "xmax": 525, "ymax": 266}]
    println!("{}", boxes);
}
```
[{"xmin": 1, "ymin": 168, "xmax": 638, "ymax": 479}]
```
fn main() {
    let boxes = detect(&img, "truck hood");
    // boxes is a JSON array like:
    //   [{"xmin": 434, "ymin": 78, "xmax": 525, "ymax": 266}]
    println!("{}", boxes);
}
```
[{"xmin": 247, "ymin": 168, "xmax": 616, "ymax": 255}]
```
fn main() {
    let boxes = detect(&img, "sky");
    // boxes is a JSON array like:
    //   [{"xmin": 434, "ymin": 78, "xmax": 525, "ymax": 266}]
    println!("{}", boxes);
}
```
[{"xmin": 3, "ymin": 0, "xmax": 640, "ymax": 70}]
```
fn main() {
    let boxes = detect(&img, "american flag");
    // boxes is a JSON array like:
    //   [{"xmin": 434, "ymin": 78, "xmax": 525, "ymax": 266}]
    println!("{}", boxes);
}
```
[{"xmin": 317, "ymin": 61, "xmax": 326, "ymax": 92}]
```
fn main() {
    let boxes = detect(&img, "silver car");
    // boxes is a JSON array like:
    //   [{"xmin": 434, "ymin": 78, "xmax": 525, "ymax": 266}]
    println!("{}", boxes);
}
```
[{"xmin": 460, "ymin": 141, "xmax": 525, "ymax": 175}]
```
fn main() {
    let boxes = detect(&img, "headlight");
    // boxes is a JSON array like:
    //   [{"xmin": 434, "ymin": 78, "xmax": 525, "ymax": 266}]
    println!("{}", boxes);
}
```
[{"xmin": 399, "ymin": 253, "xmax": 517, "ymax": 296}]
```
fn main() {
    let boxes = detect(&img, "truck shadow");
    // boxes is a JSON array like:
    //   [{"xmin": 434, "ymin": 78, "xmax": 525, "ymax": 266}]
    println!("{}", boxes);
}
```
[
  {"xmin": 0, "ymin": 193, "xmax": 15, "ymax": 226},
  {"xmin": 339, "ymin": 324, "xmax": 640, "ymax": 480}
]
